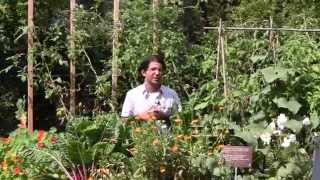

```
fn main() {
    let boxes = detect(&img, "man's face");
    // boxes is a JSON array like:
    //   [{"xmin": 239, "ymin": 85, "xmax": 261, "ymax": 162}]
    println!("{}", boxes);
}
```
[{"xmin": 142, "ymin": 61, "xmax": 162, "ymax": 86}]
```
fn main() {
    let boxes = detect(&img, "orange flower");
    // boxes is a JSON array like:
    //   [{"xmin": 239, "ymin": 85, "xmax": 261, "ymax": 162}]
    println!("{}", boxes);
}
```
[
  {"xmin": 11, "ymin": 155, "xmax": 19, "ymax": 163},
  {"xmin": 191, "ymin": 119, "xmax": 199, "ymax": 125},
  {"xmin": 176, "ymin": 134, "xmax": 184, "ymax": 141},
  {"xmin": 37, "ymin": 130, "xmax": 45, "ymax": 143},
  {"xmin": 170, "ymin": 144, "xmax": 179, "ymax": 153},
  {"xmin": 1, "ymin": 160, "xmax": 8, "ymax": 170},
  {"xmin": 127, "ymin": 148, "xmax": 136, "ymax": 156},
  {"xmin": 110, "ymin": 138, "xmax": 117, "ymax": 144},
  {"xmin": 174, "ymin": 118, "xmax": 183, "ymax": 124},
  {"xmin": 133, "ymin": 127, "xmax": 142, "ymax": 134},
  {"xmin": 152, "ymin": 139, "xmax": 160, "ymax": 145},
  {"xmin": 99, "ymin": 168, "xmax": 110, "ymax": 175},
  {"xmin": 136, "ymin": 112, "xmax": 156, "ymax": 121},
  {"xmin": 184, "ymin": 135, "xmax": 192, "ymax": 141},
  {"xmin": 215, "ymin": 144, "xmax": 224, "ymax": 150},
  {"xmin": 13, "ymin": 166, "xmax": 21, "ymax": 175},
  {"xmin": 159, "ymin": 165, "xmax": 166, "ymax": 173},
  {"xmin": 18, "ymin": 113, "xmax": 27, "ymax": 128},
  {"xmin": 49, "ymin": 136, "xmax": 57, "ymax": 144},
  {"xmin": 0, "ymin": 137, "xmax": 10, "ymax": 144}
]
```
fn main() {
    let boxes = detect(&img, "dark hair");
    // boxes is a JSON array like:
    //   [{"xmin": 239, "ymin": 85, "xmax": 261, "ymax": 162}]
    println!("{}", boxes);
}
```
[{"xmin": 137, "ymin": 54, "xmax": 166, "ymax": 82}]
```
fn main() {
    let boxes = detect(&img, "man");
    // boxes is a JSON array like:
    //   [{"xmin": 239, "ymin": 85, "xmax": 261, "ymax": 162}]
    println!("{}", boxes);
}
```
[{"xmin": 121, "ymin": 55, "xmax": 181, "ymax": 123}]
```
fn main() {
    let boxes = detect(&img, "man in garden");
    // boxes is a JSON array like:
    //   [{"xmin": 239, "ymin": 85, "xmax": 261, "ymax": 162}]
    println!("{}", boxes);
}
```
[{"xmin": 121, "ymin": 55, "xmax": 181, "ymax": 125}]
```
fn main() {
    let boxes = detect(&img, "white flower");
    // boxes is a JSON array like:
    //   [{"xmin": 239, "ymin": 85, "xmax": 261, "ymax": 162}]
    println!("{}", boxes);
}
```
[
  {"xmin": 302, "ymin": 117, "xmax": 311, "ymax": 125},
  {"xmin": 288, "ymin": 134, "xmax": 296, "ymax": 142},
  {"xmin": 272, "ymin": 130, "xmax": 282, "ymax": 135},
  {"xmin": 277, "ymin": 113, "xmax": 288, "ymax": 130},
  {"xmin": 278, "ymin": 124, "xmax": 285, "ymax": 130},
  {"xmin": 281, "ymin": 139, "xmax": 291, "ymax": 148},
  {"xmin": 281, "ymin": 134, "xmax": 296, "ymax": 148},
  {"xmin": 260, "ymin": 133, "xmax": 272, "ymax": 145}
]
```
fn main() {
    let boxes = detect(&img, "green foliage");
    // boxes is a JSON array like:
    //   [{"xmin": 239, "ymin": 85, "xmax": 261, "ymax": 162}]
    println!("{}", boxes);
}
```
[
  {"xmin": 0, "ymin": 128, "xmax": 65, "ymax": 179},
  {"xmin": 1, "ymin": 0, "xmax": 320, "ymax": 179}
]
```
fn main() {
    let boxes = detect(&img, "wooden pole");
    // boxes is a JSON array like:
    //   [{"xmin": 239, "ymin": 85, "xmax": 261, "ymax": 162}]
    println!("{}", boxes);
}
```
[
  {"xmin": 153, "ymin": 0, "xmax": 160, "ymax": 54},
  {"xmin": 27, "ymin": 0, "xmax": 34, "ymax": 133},
  {"xmin": 220, "ymin": 22, "xmax": 227, "ymax": 98},
  {"xmin": 70, "ymin": 0, "xmax": 76, "ymax": 116},
  {"xmin": 269, "ymin": 16, "xmax": 276, "ymax": 63},
  {"xmin": 112, "ymin": 0, "xmax": 120, "ymax": 111},
  {"xmin": 268, "ymin": 16, "xmax": 273, "ymax": 49},
  {"xmin": 215, "ymin": 18, "xmax": 222, "ymax": 80}
]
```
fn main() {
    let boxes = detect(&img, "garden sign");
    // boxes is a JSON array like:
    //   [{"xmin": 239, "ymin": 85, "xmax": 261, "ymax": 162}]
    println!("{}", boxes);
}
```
[{"xmin": 222, "ymin": 145, "xmax": 252, "ymax": 168}]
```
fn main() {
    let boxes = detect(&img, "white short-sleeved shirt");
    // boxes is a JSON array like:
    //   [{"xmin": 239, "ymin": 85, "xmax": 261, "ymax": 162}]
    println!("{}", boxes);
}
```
[{"xmin": 121, "ymin": 84, "xmax": 182, "ymax": 118}]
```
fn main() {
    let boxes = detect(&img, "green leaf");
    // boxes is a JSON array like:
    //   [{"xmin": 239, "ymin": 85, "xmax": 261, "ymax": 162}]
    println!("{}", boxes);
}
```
[
  {"xmin": 273, "ymin": 97, "xmax": 301, "ymax": 114},
  {"xmin": 194, "ymin": 102, "xmax": 209, "ymax": 110},
  {"xmin": 260, "ymin": 67, "xmax": 294, "ymax": 83},
  {"xmin": 206, "ymin": 158, "xmax": 216, "ymax": 170},
  {"xmin": 261, "ymin": 67, "xmax": 278, "ymax": 83},
  {"xmin": 311, "ymin": 112, "xmax": 319, "ymax": 129},
  {"xmin": 250, "ymin": 55, "xmax": 266, "ymax": 63},
  {"xmin": 277, "ymin": 162, "xmax": 301, "ymax": 177},
  {"xmin": 234, "ymin": 130, "xmax": 258, "ymax": 146},
  {"xmin": 285, "ymin": 119, "xmax": 302, "ymax": 133},
  {"xmin": 250, "ymin": 111, "xmax": 265, "ymax": 122},
  {"xmin": 257, "ymin": 148, "xmax": 269, "ymax": 155}
]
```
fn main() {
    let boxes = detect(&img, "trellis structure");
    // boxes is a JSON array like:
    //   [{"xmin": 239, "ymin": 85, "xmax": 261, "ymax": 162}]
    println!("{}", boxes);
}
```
[
  {"xmin": 205, "ymin": 17, "xmax": 320, "ymax": 98},
  {"xmin": 25, "ymin": 3, "xmax": 320, "ymax": 132}
]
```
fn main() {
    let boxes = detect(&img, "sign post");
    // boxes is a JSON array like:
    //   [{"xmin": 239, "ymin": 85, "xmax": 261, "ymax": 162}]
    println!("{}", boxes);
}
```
[{"xmin": 222, "ymin": 146, "xmax": 253, "ymax": 180}]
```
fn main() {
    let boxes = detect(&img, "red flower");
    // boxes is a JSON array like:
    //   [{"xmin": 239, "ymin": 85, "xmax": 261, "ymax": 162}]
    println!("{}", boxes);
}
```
[
  {"xmin": 37, "ymin": 142, "xmax": 45, "ymax": 149},
  {"xmin": 37, "ymin": 130, "xmax": 45, "ymax": 143},
  {"xmin": 49, "ymin": 136, "xmax": 57, "ymax": 144},
  {"xmin": 13, "ymin": 166, "xmax": 21, "ymax": 175}
]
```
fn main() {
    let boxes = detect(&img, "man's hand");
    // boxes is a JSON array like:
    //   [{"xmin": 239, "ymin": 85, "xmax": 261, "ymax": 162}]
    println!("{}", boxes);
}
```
[{"xmin": 136, "ymin": 106, "xmax": 166, "ymax": 121}]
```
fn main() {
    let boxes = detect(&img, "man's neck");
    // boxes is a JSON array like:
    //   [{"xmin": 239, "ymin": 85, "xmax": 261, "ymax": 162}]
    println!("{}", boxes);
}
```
[{"xmin": 144, "ymin": 83, "xmax": 161, "ymax": 93}]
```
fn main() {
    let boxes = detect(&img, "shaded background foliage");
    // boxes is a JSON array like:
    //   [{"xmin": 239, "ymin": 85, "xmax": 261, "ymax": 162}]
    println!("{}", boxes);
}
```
[{"xmin": 1, "ymin": 0, "xmax": 320, "ymax": 136}]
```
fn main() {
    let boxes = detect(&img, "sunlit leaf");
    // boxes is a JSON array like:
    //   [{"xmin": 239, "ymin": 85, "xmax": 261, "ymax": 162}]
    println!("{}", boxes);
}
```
[{"xmin": 273, "ymin": 97, "xmax": 301, "ymax": 114}]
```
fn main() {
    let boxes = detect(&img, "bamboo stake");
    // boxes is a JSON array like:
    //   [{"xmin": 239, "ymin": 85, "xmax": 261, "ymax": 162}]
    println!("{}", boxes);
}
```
[
  {"xmin": 27, "ymin": 0, "xmax": 34, "ymax": 133},
  {"xmin": 112, "ymin": 0, "xmax": 120, "ymax": 111},
  {"xmin": 269, "ymin": 17, "xmax": 276, "ymax": 63},
  {"xmin": 215, "ymin": 19, "xmax": 222, "ymax": 80},
  {"xmin": 70, "ymin": 0, "xmax": 76, "ymax": 116},
  {"xmin": 268, "ymin": 16, "xmax": 273, "ymax": 50},
  {"xmin": 153, "ymin": 0, "xmax": 160, "ymax": 54},
  {"xmin": 204, "ymin": 26, "xmax": 320, "ymax": 32},
  {"xmin": 220, "ymin": 22, "xmax": 227, "ymax": 98}
]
